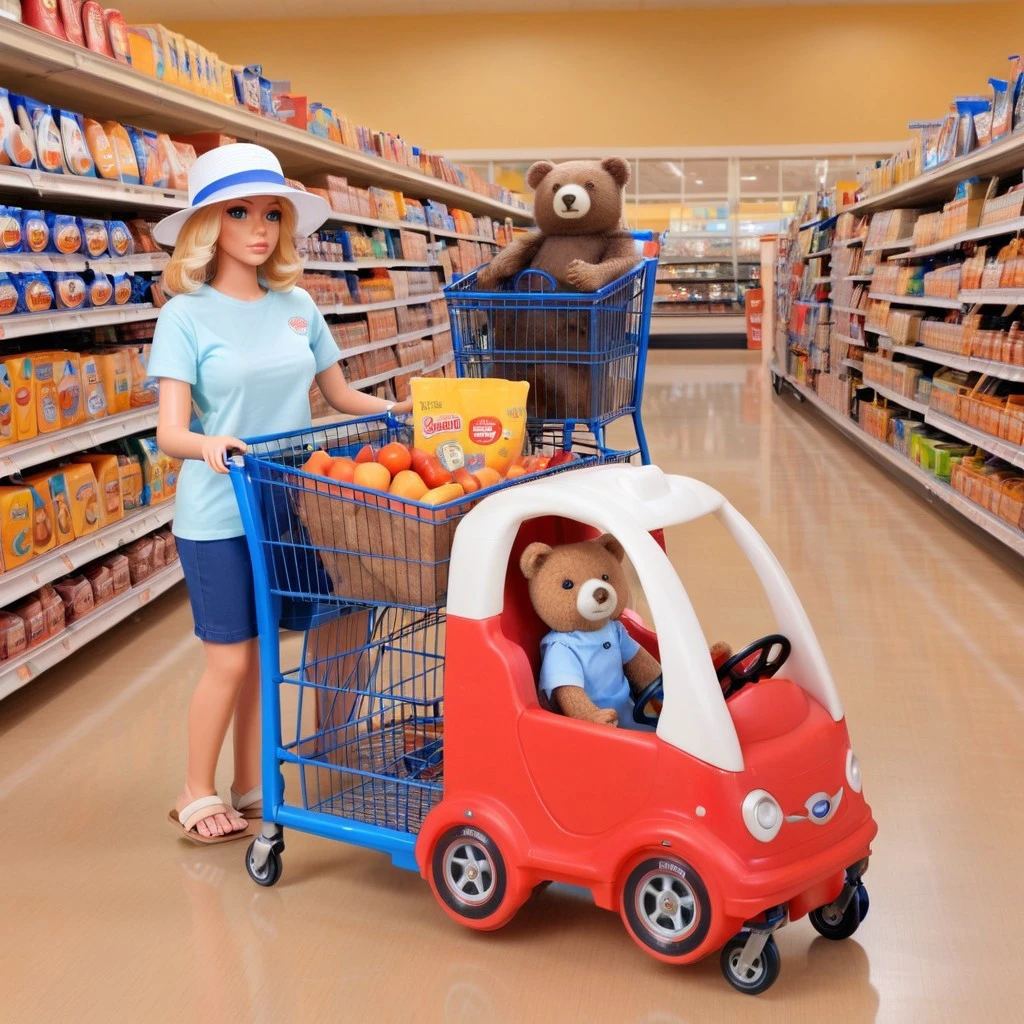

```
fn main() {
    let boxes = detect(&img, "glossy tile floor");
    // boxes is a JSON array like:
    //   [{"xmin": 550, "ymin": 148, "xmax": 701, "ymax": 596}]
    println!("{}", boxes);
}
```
[{"xmin": 2, "ymin": 351, "xmax": 1022, "ymax": 1024}]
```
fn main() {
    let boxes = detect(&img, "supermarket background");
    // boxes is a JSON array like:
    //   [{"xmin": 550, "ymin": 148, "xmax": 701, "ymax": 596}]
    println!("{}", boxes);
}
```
[{"xmin": 1, "ymin": 2, "xmax": 1022, "ymax": 1021}]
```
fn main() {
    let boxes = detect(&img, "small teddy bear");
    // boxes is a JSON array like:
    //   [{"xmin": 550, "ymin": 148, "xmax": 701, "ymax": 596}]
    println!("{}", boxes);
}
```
[{"xmin": 521, "ymin": 533, "xmax": 732, "ymax": 728}]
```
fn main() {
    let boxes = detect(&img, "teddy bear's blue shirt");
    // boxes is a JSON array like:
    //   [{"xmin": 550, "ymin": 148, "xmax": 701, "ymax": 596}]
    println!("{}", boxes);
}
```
[{"xmin": 539, "ymin": 620, "xmax": 647, "ymax": 730}]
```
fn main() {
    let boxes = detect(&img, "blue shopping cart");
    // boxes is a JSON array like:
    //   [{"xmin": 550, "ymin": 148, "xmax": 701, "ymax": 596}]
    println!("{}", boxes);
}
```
[
  {"xmin": 229, "ymin": 414, "xmax": 631, "ymax": 885},
  {"xmin": 444, "ymin": 233, "xmax": 657, "ymax": 464}
]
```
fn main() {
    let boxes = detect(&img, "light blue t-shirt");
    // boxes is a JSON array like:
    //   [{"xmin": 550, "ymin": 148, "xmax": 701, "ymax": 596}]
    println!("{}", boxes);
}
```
[
  {"xmin": 539, "ymin": 619, "xmax": 646, "ymax": 730},
  {"xmin": 147, "ymin": 284, "xmax": 340, "ymax": 541}
]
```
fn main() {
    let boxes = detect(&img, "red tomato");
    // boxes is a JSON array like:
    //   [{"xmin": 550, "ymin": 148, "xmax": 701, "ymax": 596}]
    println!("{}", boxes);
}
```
[
  {"xmin": 453, "ymin": 468, "xmax": 481, "ymax": 494},
  {"xmin": 377, "ymin": 442, "xmax": 412, "ymax": 478},
  {"xmin": 355, "ymin": 444, "xmax": 375, "ymax": 464},
  {"xmin": 419, "ymin": 456, "xmax": 454, "ymax": 490}
]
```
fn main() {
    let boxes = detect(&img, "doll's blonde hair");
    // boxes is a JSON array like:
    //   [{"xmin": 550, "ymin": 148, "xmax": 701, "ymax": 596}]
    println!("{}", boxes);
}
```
[{"xmin": 161, "ymin": 198, "xmax": 303, "ymax": 295}]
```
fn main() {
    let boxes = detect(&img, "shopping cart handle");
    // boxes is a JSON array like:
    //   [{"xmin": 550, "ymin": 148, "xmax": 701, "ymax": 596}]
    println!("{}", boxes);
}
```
[
  {"xmin": 512, "ymin": 268, "xmax": 558, "ymax": 292},
  {"xmin": 629, "ymin": 230, "xmax": 654, "ymax": 241}
]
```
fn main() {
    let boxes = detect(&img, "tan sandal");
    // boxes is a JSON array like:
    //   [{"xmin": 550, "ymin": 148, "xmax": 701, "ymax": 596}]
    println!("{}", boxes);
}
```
[
  {"xmin": 168, "ymin": 795, "xmax": 251, "ymax": 845},
  {"xmin": 230, "ymin": 786, "xmax": 263, "ymax": 820}
]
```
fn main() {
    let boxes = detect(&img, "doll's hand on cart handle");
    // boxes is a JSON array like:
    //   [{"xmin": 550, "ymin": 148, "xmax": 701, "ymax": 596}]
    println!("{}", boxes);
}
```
[{"xmin": 201, "ymin": 436, "xmax": 247, "ymax": 474}]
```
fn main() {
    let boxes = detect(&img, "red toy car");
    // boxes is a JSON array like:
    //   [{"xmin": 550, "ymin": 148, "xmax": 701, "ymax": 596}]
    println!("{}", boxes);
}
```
[{"xmin": 417, "ymin": 464, "xmax": 877, "ymax": 995}]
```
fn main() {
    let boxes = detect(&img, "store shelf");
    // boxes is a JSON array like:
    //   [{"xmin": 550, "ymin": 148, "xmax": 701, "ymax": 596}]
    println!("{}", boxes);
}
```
[
  {"xmin": 429, "ymin": 227, "xmax": 500, "ymax": 245},
  {"xmin": 835, "ymin": 275, "xmax": 873, "ymax": 283},
  {"xmin": 0, "ymin": 24, "xmax": 531, "ymax": 225},
  {"xmin": 833, "ymin": 237, "xmax": 865, "ymax": 248},
  {"xmin": 340, "ymin": 324, "xmax": 444, "ymax": 359},
  {"xmin": 303, "ymin": 258, "xmax": 440, "ymax": 272},
  {"xmin": 0, "ymin": 253, "xmax": 169, "ymax": 274},
  {"xmin": 843, "ymin": 133, "xmax": 1024, "ymax": 215},
  {"xmin": 806, "ymin": 249, "xmax": 831, "ymax": 260},
  {"xmin": 960, "ymin": 289, "xmax": 1024, "ymax": 306},
  {"xmin": 865, "ymin": 380, "xmax": 930, "ymax": 414},
  {"xmin": 0, "ymin": 560, "xmax": 183, "ymax": 702},
  {"xmin": 0, "ymin": 408, "xmax": 159, "ymax": 477},
  {"xmin": 793, "ymin": 299, "xmax": 829, "ymax": 308},
  {"xmin": 776, "ymin": 371, "xmax": 1024, "ymax": 558},
  {"xmin": 0, "ymin": 164, "xmax": 187, "ymax": 213},
  {"xmin": 422, "ymin": 352, "xmax": 455, "ymax": 374},
  {"xmin": 0, "ymin": 500, "xmax": 176, "ymax": 608},
  {"xmin": 832, "ymin": 305, "xmax": 866, "ymax": 317},
  {"xmin": 348, "ymin": 362, "xmax": 425, "ymax": 391},
  {"xmin": 864, "ymin": 323, "xmax": 891, "ymax": 336},
  {"xmin": 812, "ymin": 276, "xmax": 831, "ymax": 285},
  {"xmin": 0, "ymin": 304, "xmax": 157, "ymax": 341},
  {"xmin": 863, "ymin": 238, "xmax": 914, "ymax": 253},
  {"xmin": 868, "ymin": 292, "xmax": 962, "ymax": 310},
  {"xmin": 888, "ymin": 216, "xmax": 1024, "ymax": 261},
  {"xmin": 924, "ymin": 410, "xmax": 1024, "ymax": 468},
  {"xmin": 833, "ymin": 334, "xmax": 868, "ymax": 349},
  {"xmin": 841, "ymin": 358, "xmax": 865, "ymax": 371},
  {"xmin": 318, "ymin": 291, "xmax": 444, "ymax": 317},
  {"xmin": 891, "ymin": 345, "xmax": 1024, "ymax": 382}
]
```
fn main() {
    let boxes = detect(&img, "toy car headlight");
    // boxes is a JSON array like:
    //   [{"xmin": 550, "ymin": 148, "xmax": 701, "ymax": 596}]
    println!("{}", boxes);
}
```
[
  {"xmin": 846, "ymin": 749, "xmax": 862, "ymax": 794},
  {"xmin": 742, "ymin": 789, "xmax": 783, "ymax": 842}
]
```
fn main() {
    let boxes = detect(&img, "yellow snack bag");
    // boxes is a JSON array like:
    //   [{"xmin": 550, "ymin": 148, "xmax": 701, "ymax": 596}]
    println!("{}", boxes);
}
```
[{"xmin": 411, "ymin": 378, "xmax": 529, "ymax": 476}]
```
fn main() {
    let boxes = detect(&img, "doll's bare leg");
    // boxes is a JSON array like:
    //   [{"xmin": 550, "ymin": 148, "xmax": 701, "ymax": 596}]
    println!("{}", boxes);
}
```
[
  {"xmin": 230, "ymin": 647, "xmax": 262, "ymax": 799},
  {"xmin": 553, "ymin": 685, "xmax": 618, "ymax": 727},
  {"xmin": 175, "ymin": 639, "xmax": 255, "ymax": 839}
]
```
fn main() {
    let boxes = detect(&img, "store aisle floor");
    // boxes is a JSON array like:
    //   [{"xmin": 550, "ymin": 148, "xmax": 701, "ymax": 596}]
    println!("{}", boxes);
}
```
[{"xmin": 2, "ymin": 351, "xmax": 1021, "ymax": 1024}]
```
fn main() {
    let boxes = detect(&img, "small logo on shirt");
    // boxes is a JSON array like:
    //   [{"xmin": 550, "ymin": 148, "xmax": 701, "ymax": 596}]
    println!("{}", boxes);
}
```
[{"xmin": 288, "ymin": 317, "xmax": 309, "ymax": 335}]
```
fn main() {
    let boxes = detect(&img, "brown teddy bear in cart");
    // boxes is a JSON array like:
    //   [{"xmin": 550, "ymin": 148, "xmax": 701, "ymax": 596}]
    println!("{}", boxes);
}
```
[{"xmin": 475, "ymin": 158, "xmax": 642, "ymax": 422}]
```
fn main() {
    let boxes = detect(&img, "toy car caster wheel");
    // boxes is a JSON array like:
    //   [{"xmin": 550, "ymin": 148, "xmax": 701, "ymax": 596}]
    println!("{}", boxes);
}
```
[
  {"xmin": 720, "ymin": 933, "xmax": 781, "ymax": 995},
  {"xmin": 772, "ymin": 372, "xmax": 783, "ymax": 395},
  {"xmin": 809, "ymin": 884, "xmax": 865, "ymax": 940},
  {"xmin": 246, "ymin": 838, "xmax": 282, "ymax": 888},
  {"xmin": 432, "ymin": 825, "xmax": 509, "ymax": 922},
  {"xmin": 620, "ymin": 855, "xmax": 711, "ymax": 958}
]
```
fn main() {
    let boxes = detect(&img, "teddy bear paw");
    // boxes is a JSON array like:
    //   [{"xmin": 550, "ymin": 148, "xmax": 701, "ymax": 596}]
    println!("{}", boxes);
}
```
[
  {"xmin": 710, "ymin": 641, "xmax": 732, "ymax": 663},
  {"xmin": 566, "ymin": 259, "xmax": 600, "ymax": 292},
  {"xmin": 476, "ymin": 266, "xmax": 499, "ymax": 289},
  {"xmin": 590, "ymin": 707, "xmax": 619, "ymax": 728}
]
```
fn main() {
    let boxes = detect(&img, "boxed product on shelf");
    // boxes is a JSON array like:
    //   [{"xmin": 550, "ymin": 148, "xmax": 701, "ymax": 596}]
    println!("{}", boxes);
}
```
[
  {"xmin": 84, "ymin": 563, "xmax": 114, "ymax": 607},
  {"xmin": 61, "ymin": 462, "xmax": 100, "ymax": 538},
  {"xmin": 101, "ymin": 552, "xmax": 131, "ymax": 595},
  {"xmin": 24, "ymin": 469, "xmax": 74, "ymax": 548},
  {"xmin": 952, "ymin": 455, "xmax": 1024, "ymax": 527},
  {"xmin": 366, "ymin": 308, "xmax": 398, "ymax": 342},
  {"xmin": 920, "ymin": 319, "xmax": 969, "ymax": 355},
  {"xmin": 981, "ymin": 185, "xmax": 1024, "ymax": 226},
  {"xmin": 0, "ymin": 611, "xmax": 26, "ymax": 661},
  {"xmin": 72, "ymin": 453, "xmax": 123, "ymax": 525},
  {"xmin": 0, "ymin": 485, "xmax": 35, "ymax": 572},
  {"xmin": 864, "ymin": 352, "xmax": 925, "ymax": 399},
  {"xmin": 923, "ymin": 264, "xmax": 962, "ymax": 299},
  {"xmin": 887, "ymin": 310, "xmax": 923, "ymax": 345},
  {"xmin": 53, "ymin": 574, "xmax": 93, "ymax": 623},
  {"xmin": 11, "ymin": 593, "xmax": 46, "ymax": 649},
  {"xmin": 866, "ymin": 209, "xmax": 920, "ymax": 248},
  {"xmin": 123, "ymin": 535, "xmax": 154, "ymax": 585}
]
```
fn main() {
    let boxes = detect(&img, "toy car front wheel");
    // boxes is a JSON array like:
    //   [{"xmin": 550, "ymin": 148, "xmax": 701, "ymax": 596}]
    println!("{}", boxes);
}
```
[
  {"xmin": 809, "ymin": 883, "xmax": 868, "ymax": 940},
  {"xmin": 620, "ymin": 855, "xmax": 712, "ymax": 959},
  {"xmin": 431, "ymin": 825, "xmax": 512, "ymax": 926},
  {"xmin": 720, "ymin": 933, "xmax": 781, "ymax": 995}
]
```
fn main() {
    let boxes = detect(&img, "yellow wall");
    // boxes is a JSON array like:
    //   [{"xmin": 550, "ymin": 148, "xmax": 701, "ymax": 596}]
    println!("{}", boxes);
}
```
[{"xmin": 172, "ymin": 4, "xmax": 1024, "ymax": 152}]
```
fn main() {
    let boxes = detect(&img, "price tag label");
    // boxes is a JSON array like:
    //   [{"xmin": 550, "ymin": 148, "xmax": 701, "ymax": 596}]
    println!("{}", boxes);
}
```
[
  {"xmin": 16, "ymin": 664, "xmax": 33, "ymax": 682},
  {"xmin": 139, "ymin": 589, "xmax": 152, "ymax": 605},
  {"xmin": 95, "ymin": 537, "xmax": 107, "ymax": 551},
  {"xmin": 61, "ymin": 554, "xmax": 74, "ymax": 570},
  {"xmin": 0, "ymin": 456, "xmax": 15, "ymax": 478}
]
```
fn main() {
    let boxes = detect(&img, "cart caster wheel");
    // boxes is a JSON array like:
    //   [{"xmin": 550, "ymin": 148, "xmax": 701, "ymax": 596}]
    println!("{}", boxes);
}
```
[
  {"xmin": 772, "ymin": 373, "xmax": 783, "ymax": 395},
  {"xmin": 246, "ymin": 838, "xmax": 282, "ymax": 888},
  {"xmin": 809, "ymin": 884, "xmax": 866, "ymax": 940},
  {"xmin": 720, "ymin": 933, "xmax": 780, "ymax": 995}
]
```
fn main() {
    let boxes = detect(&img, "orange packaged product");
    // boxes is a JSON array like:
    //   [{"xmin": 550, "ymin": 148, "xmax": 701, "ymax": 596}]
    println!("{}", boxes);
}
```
[
  {"xmin": 33, "ymin": 356, "xmax": 60, "ymax": 435},
  {"xmin": 11, "ymin": 596, "xmax": 46, "ymax": 649},
  {"xmin": 411, "ymin": 377, "xmax": 530, "ymax": 477},
  {"xmin": 73, "ymin": 453, "xmax": 122, "ymax": 525},
  {"xmin": 101, "ymin": 122, "xmax": 140, "ymax": 185},
  {"xmin": 105, "ymin": 10, "xmax": 131, "ymax": 65},
  {"xmin": 25, "ymin": 470, "xmax": 75, "ymax": 547},
  {"xmin": 61, "ymin": 463, "xmax": 101, "ymax": 538},
  {"xmin": 0, "ymin": 486, "xmax": 35, "ymax": 571},
  {"xmin": 93, "ymin": 350, "xmax": 131, "ymax": 414},
  {"xmin": 0, "ymin": 361, "xmax": 14, "ymax": 448},
  {"xmin": 84, "ymin": 119, "xmax": 119, "ymax": 180},
  {"xmin": 26, "ymin": 482, "xmax": 56, "ymax": 556},
  {"xmin": 159, "ymin": 133, "xmax": 187, "ymax": 190},
  {"xmin": 54, "ymin": 355, "xmax": 85, "ymax": 429}
]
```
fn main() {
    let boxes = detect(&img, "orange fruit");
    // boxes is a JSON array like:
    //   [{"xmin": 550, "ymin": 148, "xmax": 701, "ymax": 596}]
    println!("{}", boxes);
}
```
[
  {"xmin": 421, "ymin": 483, "xmax": 465, "ymax": 506},
  {"xmin": 503, "ymin": 465, "xmax": 526, "ymax": 480},
  {"xmin": 453, "ymin": 468, "xmax": 480, "ymax": 494},
  {"xmin": 377, "ymin": 442, "xmax": 412, "ymax": 478},
  {"xmin": 389, "ymin": 470, "xmax": 428, "ymax": 502},
  {"xmin": 327, "ymin": 458, "xmax": 356, "ymax": 484},
  {"xmin": 419, "ymin": 456, "xmax": 454, "ymax": 490},
  {"xmin": 354, "ymin": 444, "xmax": 375, "ymax": 464},
  {"xmin": 409, "ymin": 447, "xmax": 431, "ymax": 475},
  {"xmin": 302, "ymin": 450, "xmax": 333, "ymax": 477},
  {"xmin": 353, "ymin": 462, "xmax": 391, "ymax": 493},
  {"xmin": 473, "ymin": 466, "xmax": 502, "ymax": 488}
]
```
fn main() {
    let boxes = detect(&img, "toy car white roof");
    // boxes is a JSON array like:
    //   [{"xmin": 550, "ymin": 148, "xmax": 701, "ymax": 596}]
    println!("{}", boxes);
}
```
[{"xmin": 448, "ymin": 464, "xmax": 843, "ymax": 772}]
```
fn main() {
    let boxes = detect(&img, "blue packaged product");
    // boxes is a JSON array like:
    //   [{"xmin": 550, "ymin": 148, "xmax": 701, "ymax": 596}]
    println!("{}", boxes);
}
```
[
  {"xmin": 126, "ymin": 126, "xmax": 148, "ymax": 184},
  {"xmin": 19, "ymin": 96, "xmax": 66, "ymax": 175},
  {"xmin": 106, "ymin": 220, "xmax": 133, "ymax": 258},
  {"xmin": 56, "ymin": 110, "xmax": 95, "ymax": 177},
  {"xmin": 0, "ymin": 87, "xmax": 36, "ymax": 168},
  {"xmin": 46, "ymin": 211, "xmax": 83, "ymax": 255},
  {"xmin": 112, "ymin": 272, "xmax": 131, "ymax": 305},
  {"xmin": 88, "ymin": 270, "xmax": 113, "ymax": 307},
  {"xmin": 0, "ymin": 206, "xmax": 23, "ymax": 253},
  {"xmin": 142, "ymin": 130, "xmax": 167, "ymax": 188},
  {"xmin": 0, "ymin": 271, "xmax": 17, "ymax": 316},
  {"xmin": 15, "ymin": 271, "xmax": 55, "ymax": 314},
  {"xmin": 130, "ymin": 274, "xmax": 150, "ymax": 304},
  {"xmin": 54, "ymin": 271, "xmax": 88, "ymax": 310},
  {"xmin": 21, "ymin": 209, "xmax": 49, "ymax": 254},
  {"xmin": 81, "ymin": 218, "xmax": 109, "ymax": 260}
]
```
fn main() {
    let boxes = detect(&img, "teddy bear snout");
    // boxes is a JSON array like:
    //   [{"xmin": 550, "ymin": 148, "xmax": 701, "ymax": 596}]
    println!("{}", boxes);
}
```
[
  {"xmin": 554, "ymin": 184, "xmax": 591, "ymax": 218},
  {"xmin": 576, "ymin": 577, "xmax": 618, "ymax": 622}
]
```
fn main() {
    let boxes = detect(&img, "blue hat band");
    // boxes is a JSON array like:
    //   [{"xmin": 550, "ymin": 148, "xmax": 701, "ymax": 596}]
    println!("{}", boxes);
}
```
[{"xmin": 191, "ymin": 169, "xmax": 288, "ymax": 207}]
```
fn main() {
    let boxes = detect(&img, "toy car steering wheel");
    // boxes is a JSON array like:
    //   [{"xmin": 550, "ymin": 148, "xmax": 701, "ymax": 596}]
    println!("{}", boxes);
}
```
[
  {"xmin": 632, "ymin": 675, "xmax": 664, "ymax": 726},
  {"xmin": 716, "ymin": 634, "xmax": 792, "ymax": 699}
]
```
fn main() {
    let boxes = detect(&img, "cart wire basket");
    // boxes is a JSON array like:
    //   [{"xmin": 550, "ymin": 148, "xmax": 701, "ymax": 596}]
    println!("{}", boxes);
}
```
[{"xmin": 444, "ymin": 252, "xmax": 657, "ymax": 464}]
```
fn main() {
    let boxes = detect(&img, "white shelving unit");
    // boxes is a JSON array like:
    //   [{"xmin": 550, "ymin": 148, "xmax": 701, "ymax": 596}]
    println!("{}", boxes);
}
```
[
  {"xmin": 317, "ymin": 291, "xmax": 445, "ymax": 317},
  {"xmin": 304, "ymin": 258, "xmax": 439, "ymax": 272},
  {"xmin": 0, "ymin": 561, "xmax": 184, "ymax": 702},
  {"xmin": 863, "ymin": 238, "xmax": 914, "ymax": 253},
  {"xmin": 864, "ymin": 380, "xmax": 930, "ymax": 415},
  {"xmin": 891, "ymin": 345, "xmax": 1024, "ymax": 383},
  {"xmin": 924, "ymin": 410, "xmax": 1024, "ymax": 469},
  {"xmin": 868, "ymin": 292, "xmax": 962, "ymax": 311},
  {"xmin": 0, "ymin": 304, "xmax": 157, "ymax": 341},
  {"xmin": 0, "ymin": 253, "xmax": 169, "ymax": 274},
  {"xmin": 888, "ymin": 216, "xmax": 1024, "ymax": 260},
  {"xmin": 960, "ymin": 289, "xmax": 1024, "ymax": 306}
]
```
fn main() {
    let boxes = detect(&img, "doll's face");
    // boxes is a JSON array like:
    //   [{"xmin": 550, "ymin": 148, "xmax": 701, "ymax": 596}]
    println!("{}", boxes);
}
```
[{"xmin": 217, "ymin": 195, "xmax": 283, "ymax": 267}]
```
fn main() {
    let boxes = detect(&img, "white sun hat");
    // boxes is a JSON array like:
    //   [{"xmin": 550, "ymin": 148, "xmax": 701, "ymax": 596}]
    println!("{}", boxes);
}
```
[{"xmin": 152, "ymin": 143, "xmax": 331, "ymax": 247}]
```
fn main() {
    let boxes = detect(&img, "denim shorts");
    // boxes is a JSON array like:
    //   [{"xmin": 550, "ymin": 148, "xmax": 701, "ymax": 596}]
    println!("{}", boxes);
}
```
[{"xmin": 177, "ymin": 535, "xmax": 259, "ymax": 644}]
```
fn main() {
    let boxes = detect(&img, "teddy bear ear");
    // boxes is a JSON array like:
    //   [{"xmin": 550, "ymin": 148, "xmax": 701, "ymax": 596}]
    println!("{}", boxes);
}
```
[
  {"xmin": 596, "ymin": 533, "xmax": 626, "ymax": 563},
  {"xmin": 601, "ymin": 157, "xmax": 631, "ymax": 188},
  {"xmin": 526, "ymin": 161, "xmax": 555, "ymax": 191},
  {"xmin": 520, "ymin": 542, "xmax": 553, "ymax": 579}
]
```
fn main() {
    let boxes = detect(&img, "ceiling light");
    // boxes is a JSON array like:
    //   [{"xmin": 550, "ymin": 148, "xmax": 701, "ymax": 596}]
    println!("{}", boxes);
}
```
[
  {"xmin": 695, "ymin": 179, "xmax": 704, "ymax": 185},
  {"xmin": 665, "ymin": 163, "xmax": 683, "ymax": 178},
  {"xmin": 741, "ymin": 175, "xmax": 758, "ymax": 181}
]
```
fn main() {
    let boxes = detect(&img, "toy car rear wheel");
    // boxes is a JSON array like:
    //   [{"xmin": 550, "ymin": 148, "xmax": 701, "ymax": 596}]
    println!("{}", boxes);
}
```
[
  {"xmin": 809, "ymin": 884, "xmax": 867, "ymax": 940},
  {"xmin": 620, "ymin": 855, "xmax": 712, "ymax": 959},
  {"xmin": 431, "ymin": 825, "xmax": 510, "ymax": 924},
  {"xmin": 720, "ymin": 933, "xmax": 781, "ymax": 995}
]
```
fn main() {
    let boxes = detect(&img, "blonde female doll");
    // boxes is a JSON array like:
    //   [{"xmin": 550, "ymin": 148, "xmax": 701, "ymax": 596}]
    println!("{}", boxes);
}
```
[{"xmin": 150, "ymin": 144, "xmax": 410, "ymax": 844}]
